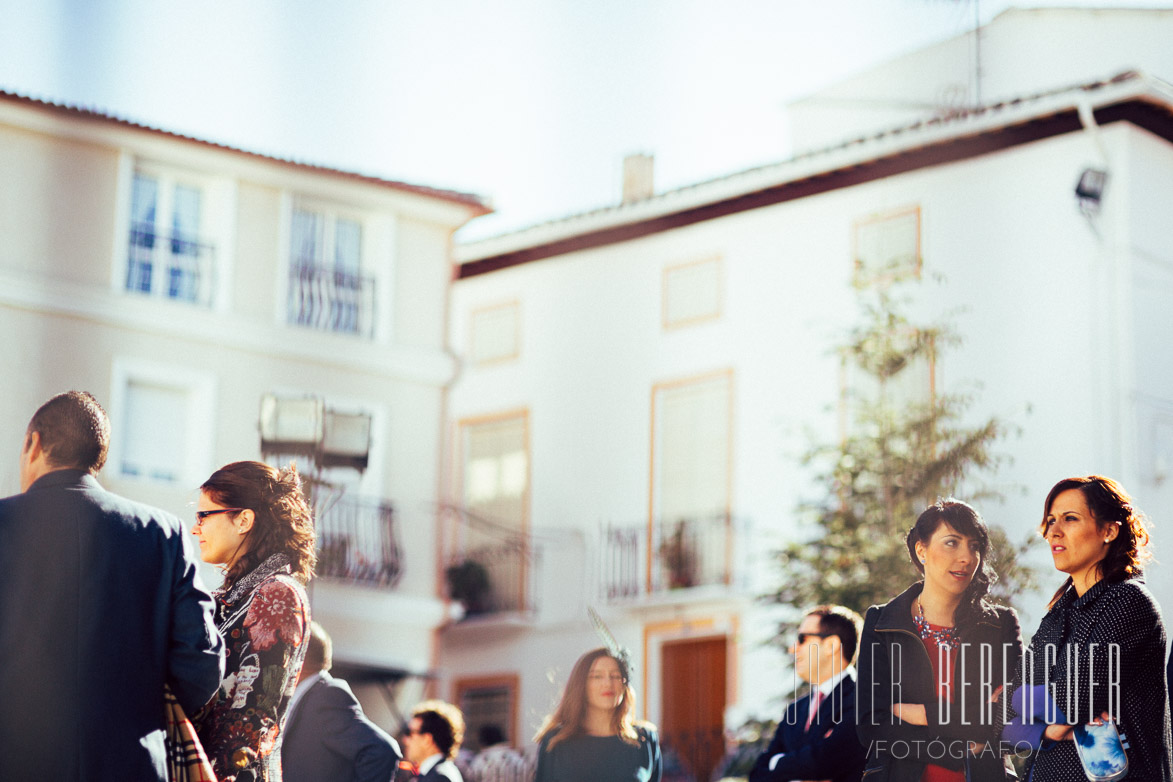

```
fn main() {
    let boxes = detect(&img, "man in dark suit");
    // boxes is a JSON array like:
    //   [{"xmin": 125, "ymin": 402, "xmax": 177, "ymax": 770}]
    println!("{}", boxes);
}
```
[
  {"xmin": 749, "ymin": 605, "xmax": 866, "ymax": 782},
  {"xmin": 282, "ymin": 621, "xmax": 401, "ymax": 782},
  {"xmin": 0, "ymin": 391, "xmax": 225, "ymax": 781},
  {"xmin": 403, "ymin": 700, "xmax": 467, "ymax": 782}
]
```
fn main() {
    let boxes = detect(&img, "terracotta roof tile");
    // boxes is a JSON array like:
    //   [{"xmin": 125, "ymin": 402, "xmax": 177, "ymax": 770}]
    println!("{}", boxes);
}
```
[{"xmin": 0, "ymin": 87, "xmax": 492, "ymax": 214}]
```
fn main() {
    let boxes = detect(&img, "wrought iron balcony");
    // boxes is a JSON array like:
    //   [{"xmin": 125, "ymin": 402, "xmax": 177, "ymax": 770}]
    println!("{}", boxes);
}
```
[
  {"xmin": 600, "ymin": 514, "xmax": 744, "ymax": 602},
  {"xmin": 445, "ymin": 541, "xmax": 536, "ymax": 617},
  {"xmin": 126, "ymin": 223, "xmax": 216, "ymax": 305},
  {"xmin": 288, "ymin": 259, "xmax": 376, "ymax": 337},
  {"xmin": 314, "ymin": 494, "xmax": 402, "ymax": 588}
]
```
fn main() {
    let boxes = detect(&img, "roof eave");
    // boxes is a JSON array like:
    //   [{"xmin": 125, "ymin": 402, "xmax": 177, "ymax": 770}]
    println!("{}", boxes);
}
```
[
  {"xmin": 456, "ymin": 72, "xmax": 1173, "ymax": 278},
  {"xmin": 0, "ymin": 88, "xmax": 493, "ymax": 215}
]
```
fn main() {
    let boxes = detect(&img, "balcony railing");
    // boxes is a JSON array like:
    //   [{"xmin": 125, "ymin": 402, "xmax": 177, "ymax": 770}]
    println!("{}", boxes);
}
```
[
  {"xmin": 288, "ymin": 259, "xmax": 376, "ymax": 337},
  {"xmin": 601, "ymin": 514, "xmax": 742, "ymax": 602},
  {"xmin": 445, "ymin": 542, "xmax": 536, "ymax": 617},
  {"xmin": 126, "ymin": 224, "xmax": 216, "ymax": 305},
  {"xmin": 314, "ymin": 495, "xmax": 402, "ymax": 587}
]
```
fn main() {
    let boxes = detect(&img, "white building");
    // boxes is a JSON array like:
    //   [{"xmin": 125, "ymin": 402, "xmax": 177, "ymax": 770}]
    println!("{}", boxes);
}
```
[
  {"xmin": 0, "ymin": 88, "xmax": 488, "ymax": 729},
  {"xmin": 788, "ymin": 6, "xmax": 1173, "ymax": 153},
  {"xmin": 441, "ymin": 9, "xmax": 1173, "ymax": 778}
]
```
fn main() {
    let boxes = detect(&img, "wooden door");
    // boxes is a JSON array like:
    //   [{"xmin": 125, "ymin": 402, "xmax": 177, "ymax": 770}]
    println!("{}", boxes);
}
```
[{"xmin": 660, "ymin": 636, "xmax": 726, "ymax": 782}]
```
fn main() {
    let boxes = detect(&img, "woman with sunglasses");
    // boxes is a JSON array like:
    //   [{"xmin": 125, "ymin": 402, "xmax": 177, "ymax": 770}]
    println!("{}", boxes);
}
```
[
  {"xmin": 534, "ymin": 647, "xmax": 661, "ymax": 782},
  {"xmin": 857, "ymin": 499, "xmax": 1023, "ymax": 782},
  {"xmin": 191, "ymin": 460, "xmax": 316, "ymax": 781},
  {"xmin": 1002, "ymin": 476, "xmax": 1171, "ymax": 782}
]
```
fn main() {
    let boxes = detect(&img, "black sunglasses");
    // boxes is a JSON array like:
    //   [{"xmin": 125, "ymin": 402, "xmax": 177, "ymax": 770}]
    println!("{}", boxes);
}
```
[
  {"xmin": 796, "ymin": 632, "xmax": 832, "ymax": 645},
  {"xmin": 195, "ymin": 508, "xmax": 246, "ymax": 527}
]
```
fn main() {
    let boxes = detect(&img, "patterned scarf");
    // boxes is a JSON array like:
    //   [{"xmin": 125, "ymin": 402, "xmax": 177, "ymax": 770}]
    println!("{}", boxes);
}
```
[{"xmin": 216, "ymin": 552, "xmax": 293, "ymax": 606}]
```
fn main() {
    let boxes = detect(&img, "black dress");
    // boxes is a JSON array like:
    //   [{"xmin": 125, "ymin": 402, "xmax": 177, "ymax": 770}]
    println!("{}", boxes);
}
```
[
  {"xmin": 535, "ymin": 725, "xmax": 661, "ymax": 782},
  {"xmin": 1007, "ymin": 578, "xmax": 1172, "ymax": 782}
]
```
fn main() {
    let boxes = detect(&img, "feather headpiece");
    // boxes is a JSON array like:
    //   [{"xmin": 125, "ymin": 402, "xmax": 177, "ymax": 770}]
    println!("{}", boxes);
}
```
[{"xmin": 588, "ymin": 606, "xmax": 634, "ymax": 680}]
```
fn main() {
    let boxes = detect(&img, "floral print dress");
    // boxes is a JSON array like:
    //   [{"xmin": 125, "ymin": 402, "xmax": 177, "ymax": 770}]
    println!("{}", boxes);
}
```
[{"xmin": 194, "ymin": 553, "xmax": 310, "ymax": 782}]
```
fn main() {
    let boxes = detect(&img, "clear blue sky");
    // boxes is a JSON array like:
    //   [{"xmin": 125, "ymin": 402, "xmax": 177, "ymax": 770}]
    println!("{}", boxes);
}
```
[{"xmin": 1, "ymin": 0, "xmax": 1168, "ymax": 238}]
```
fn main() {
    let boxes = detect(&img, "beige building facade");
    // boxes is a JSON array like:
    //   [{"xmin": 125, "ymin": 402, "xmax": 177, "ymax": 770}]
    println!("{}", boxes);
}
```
[{"xmin": 0, "ymin": 89, "xmax": 489, "ymax": 729}]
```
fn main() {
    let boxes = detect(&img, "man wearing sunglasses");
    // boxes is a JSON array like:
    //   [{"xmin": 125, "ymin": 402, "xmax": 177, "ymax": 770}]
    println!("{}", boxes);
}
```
[
  {"xmin": 403, "ymin": 700, "xmax": 466, "ymax": 782},
  {"xmin": 749, "ymin": 605, "xmax": 866, "ymax": 782},
  {"xmin": 0, "ymin": 391, "xmax": 225, "ymax": 781}
]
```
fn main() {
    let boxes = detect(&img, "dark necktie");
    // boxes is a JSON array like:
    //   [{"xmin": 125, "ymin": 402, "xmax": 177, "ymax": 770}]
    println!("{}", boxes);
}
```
[{"xmin": 805, "ymin": 689, "xmax": 823, "ymax": 733}]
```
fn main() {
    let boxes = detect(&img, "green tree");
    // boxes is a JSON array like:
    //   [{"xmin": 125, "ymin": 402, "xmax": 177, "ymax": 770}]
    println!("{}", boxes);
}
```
[{"xmin": 767, "ymin": 285, "xmax": 1035, "ymax": 634}]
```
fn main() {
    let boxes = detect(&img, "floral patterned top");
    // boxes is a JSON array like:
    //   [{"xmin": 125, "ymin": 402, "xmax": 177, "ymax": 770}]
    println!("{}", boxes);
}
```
[{"xmin": 193, "ymin": 553, "xmax": 310, "ymax": 782}]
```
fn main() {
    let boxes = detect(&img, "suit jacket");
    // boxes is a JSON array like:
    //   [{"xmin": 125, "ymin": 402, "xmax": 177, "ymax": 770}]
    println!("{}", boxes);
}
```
[
  {"xmin": 281, "ymin": 671, "xmax": 401, "ymax": 782},
  {"xmin": 857, "ymin": 583, "xmax": 1023, "ymax": 782},
  {"xmin": 0, "ymin": 470, "xmax": 225, "ymax": 781},
  {"xmin": 749, "ymin": 672, "xmax": 865, "ymax": 782},
  {"xmin": 417, "ymin": 757, "xmax": 464, "ymax": 782}
]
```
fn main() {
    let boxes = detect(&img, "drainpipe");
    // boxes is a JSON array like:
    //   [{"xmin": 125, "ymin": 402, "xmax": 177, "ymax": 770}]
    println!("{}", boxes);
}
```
[
  {"xmin": 1076, "ymin": 98, "xmax": 1110, "ymax": 167},
  {"xmin": 437, "ymin": 232, "xmax": 468, "ymax": 630}
]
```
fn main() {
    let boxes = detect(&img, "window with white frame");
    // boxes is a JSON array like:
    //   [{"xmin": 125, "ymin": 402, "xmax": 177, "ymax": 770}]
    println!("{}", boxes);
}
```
[
  {"xmin": 287, "ymin": 204, "xmax": 374, "ymax": 336},
  {"xmin": 651, "ymin": 372, "xmax": 732, "ymax": 522},
  {"xmin": 663, "ymin": 257, "xmax": 722, "ymax": 329},
  {"xmin": 457, "ymin": 413, "xmax": 529, "ymax": 611},
  {"xmin": 470, "ymin": 302, "xmax": 521, "ymax": 365},
  {"xmin": 111, "ymin": 360, "xmax": 215, "ymax": 485},
  {"xmin": 649, "ymin": 373, "xmax": 734, "ymax": 592},
  {"xmin": 121, "ymin": 381, "xmax": 186, "ymax": 482},
  {"xmin": 126, "ymin": 168, "xmax": 216, "ymax": 304},
  {"xmin": 462, "ymin": 414, "xmax": 528, "ymax": 532},
  {"xmin": 853, "ymin": 206, "xmax": 921, "ymax": 287}
]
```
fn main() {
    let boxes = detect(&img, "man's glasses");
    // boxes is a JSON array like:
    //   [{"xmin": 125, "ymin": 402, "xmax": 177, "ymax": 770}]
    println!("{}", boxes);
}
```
[{"xmin": 195, "ymin": 508, "xmax": 245, "ymax": 528}]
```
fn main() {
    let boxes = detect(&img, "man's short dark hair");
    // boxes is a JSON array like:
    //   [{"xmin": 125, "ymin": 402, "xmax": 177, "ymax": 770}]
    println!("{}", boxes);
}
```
[
  {"xmin": 413, "ymin": 700, "xmax": 465, "ymax": 759},
  {"xmin": 27, "ymin": 391, "xmax": 110, "ymax": 474},
  {"xmin": 808, "ymin": 605, "xmax": 864, "ymax": 664},
  {"xmin": 303, "ymin": 621, "xmax": 332, "ymax": 673},
  {"xmin": 478, "ymin": 723, "xmax": 506, "ymax": 748}
]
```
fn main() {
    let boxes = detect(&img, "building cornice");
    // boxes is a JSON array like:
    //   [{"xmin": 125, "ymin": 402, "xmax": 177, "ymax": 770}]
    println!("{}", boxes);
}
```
[{"xmin": 0, "ymin": 269, "xmax": 459, "ymax": 387}]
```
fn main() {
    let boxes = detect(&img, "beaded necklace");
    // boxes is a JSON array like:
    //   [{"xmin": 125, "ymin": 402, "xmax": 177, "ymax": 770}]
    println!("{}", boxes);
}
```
[{"xmin": 913, "ymin": 599, "xmax": 961, "ymax": 650}]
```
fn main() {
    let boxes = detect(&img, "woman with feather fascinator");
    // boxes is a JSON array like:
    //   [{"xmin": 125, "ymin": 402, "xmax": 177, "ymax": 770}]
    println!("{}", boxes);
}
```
[{"xmin": 533, "ymin": 613, "xmax": 661, "ymax": 782}]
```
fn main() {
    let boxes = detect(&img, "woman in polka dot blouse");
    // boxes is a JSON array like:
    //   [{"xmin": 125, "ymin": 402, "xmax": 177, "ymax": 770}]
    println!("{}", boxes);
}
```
[{"xmin": 1004, "ymin": 476, "xmax": 1172, "ymax": 782}]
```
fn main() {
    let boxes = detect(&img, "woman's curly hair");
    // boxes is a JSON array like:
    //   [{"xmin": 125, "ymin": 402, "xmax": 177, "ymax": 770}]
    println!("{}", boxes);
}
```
[{"xmin": 201, "ymin": 460, "xmax": 316, "ymax": 585}]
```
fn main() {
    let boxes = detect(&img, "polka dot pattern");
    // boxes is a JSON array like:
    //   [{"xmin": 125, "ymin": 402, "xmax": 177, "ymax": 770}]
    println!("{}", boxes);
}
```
[{"xmin": 1013, "ymin": 578, "xmax": 1171, "ymax": 782}]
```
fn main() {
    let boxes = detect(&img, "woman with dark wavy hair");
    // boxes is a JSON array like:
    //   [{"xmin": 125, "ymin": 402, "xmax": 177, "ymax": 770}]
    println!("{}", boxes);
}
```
[
  {"xmin": 1003, "ymin": 476, "xmax": 1171, "ymax": 782},
  {"xmin": 191, "ymin": 460, "xmax": 315, "ymax": 781},
  {"xmin": 858, "ymin": 499, "xmax": 1023, "ymax": 782},
  {"xmin": 534, "ymin": 647, "xmax": 661, "ymax": 782}
]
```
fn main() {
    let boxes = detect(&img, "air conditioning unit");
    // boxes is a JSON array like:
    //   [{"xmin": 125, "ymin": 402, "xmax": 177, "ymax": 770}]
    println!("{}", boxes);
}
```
[{"xmin": 259, "ymin": 394, "xmax": 372, "ymax": 471}]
